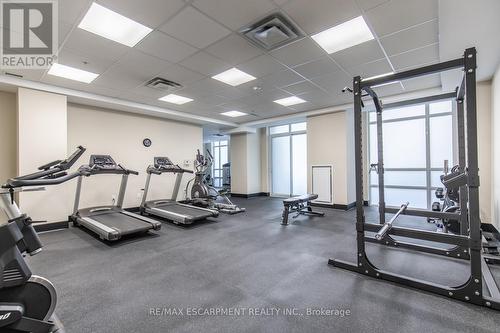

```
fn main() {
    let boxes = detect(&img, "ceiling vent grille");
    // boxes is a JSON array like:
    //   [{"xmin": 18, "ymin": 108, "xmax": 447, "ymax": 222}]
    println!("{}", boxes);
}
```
[
  {"xmin": 145, "ymin": 77, "xmax": 182, "ymax": 92},
  {"xmin": 239, "ymin": 13, "xmax": 303, "ymax": 51}
]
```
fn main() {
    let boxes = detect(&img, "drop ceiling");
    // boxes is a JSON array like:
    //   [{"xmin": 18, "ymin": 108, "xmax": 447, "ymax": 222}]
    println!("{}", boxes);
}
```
[{"xmin": 1, "ymin": 0, "xmax": 451, "ymax": 125}]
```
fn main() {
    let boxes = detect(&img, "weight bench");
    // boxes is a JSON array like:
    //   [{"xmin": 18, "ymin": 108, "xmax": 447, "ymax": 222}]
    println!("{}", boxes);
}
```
[{"xmin": 281, "ymin": 194, "xmax": 325, "ymax": 225}]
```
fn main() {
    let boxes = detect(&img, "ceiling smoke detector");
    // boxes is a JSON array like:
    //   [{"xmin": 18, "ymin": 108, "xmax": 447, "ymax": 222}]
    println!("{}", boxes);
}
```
[
  {"xmin": 239, "ymin": 13, "xmax": 303, "ymax": 51},
  {"xmin": 145, "ymin": 77, "xmax": 182, "ymax": 92}
]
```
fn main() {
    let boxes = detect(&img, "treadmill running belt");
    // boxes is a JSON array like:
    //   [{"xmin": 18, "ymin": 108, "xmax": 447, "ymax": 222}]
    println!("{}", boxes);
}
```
[
  {"xmin": 153, "ymin": 203, "xmax": 215, "ymax": 219},
  {"xmin": 91, "ymin": 212, "xmax": 153, "ymax": 235}
]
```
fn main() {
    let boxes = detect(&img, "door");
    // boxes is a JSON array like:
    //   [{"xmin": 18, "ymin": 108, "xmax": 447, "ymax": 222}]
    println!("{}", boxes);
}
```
[{"xmin": 270, "ymin": 123, "xmax": 307, "ymax": 197}]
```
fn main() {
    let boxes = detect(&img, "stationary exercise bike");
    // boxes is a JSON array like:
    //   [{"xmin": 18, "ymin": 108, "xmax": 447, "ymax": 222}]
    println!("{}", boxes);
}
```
[
  {"xmin": 185, "ymin": 149, "xmax": 245, "ymax": 214},
  {"xmin": 0, "ymin": 146, "xmax": 86, "ymax": 333}
]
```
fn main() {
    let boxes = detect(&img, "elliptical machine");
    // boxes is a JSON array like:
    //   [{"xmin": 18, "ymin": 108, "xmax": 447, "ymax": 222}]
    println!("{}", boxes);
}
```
[
  {"xmin": 0, "ymin": 146, "xmax": 86, "ymax": 333},
  {"xmin": 185, "ymin": 149, "xmax": 245, "ymax": 214}
]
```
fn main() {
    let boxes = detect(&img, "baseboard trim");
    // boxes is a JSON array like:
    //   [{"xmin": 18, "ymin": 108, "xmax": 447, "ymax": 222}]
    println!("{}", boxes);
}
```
[
  {"xmin": 33, "ymin": 221, "xmax": 69, "ymax": 232},
  {"xmin": 231, "ymin": 192, "xmax": 270, "ymax": 198}
]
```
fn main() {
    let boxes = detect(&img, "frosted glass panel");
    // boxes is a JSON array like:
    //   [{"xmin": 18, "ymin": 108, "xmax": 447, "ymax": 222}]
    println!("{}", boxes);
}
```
[
  {"xmin": 292, "ymin": 134, "xmax": 307, "ymax": 195},
  {"xmin": 291, "ymin": 122, "xmax": 306, "ymax": 132},
  {"xmin": 430, "ymin": 100, "xmax": 452, "ymax": 114},
  {"xmin": 371, "ymin": 187, "xmax": 427, "ymax": 208},
  {"xmin": 369, "ymin": 111, "xmax": 376, "ymax": 122},
  {"xmin": 272, "ymin": 136, "xmax": 290, "ymax": 195},
  {"xmin": 220, "ymin": 146, "xmax": 228, "ymax": 165},
  {"xmin": 270, "ymin": 125, "xmax": 289, "ymax": 135},
  {"xmin": 383, "ymin": 104, "xmax": 425, "ymax": 121},
  {"xmin": 383, "ymin": 119, "xmax": 426, "ymax": 168},
  {"xmin": 431, "ymin": 171, "xmax": 443, "ymax": 187},
  {"xmin": 369, "ymin": 124, "xmax": 377, "ymax": 164},
  {"xmin": 214, "ymin": 147, "xmax": 220, "ymax": 168},
  {"xmin": 371, "ymin": 171, "xmax": 426, "ymax": 186},
  {"xmin": 430, "ymin": 115, "xmax": 453, "ymax": 168}
]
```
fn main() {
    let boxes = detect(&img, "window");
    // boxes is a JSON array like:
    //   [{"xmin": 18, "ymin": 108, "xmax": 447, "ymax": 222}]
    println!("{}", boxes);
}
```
[
  {"xmin": 211, "ymin": 140, "xmax": 228, "ymax": 188},
  {"xmin": 269, "ymin": 122, "xmax": 307, "ymax": 196},
  {"xmin": 368, "ymin": 100, "xmax": 455, "ymax": 209}
]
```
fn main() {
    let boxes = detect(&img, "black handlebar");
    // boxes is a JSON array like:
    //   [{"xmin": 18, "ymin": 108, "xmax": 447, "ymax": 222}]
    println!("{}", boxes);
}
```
[
  {"xmin": 3, "ymin": 146, "xmax": 87, "ymax": 189},
  {"xmin": 7, "ymin": 172, "xmax": 83, "ymax": 188}
]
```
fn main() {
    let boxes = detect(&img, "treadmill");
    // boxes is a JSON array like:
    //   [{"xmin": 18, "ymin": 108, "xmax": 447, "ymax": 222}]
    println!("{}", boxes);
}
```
[
  {"xmin": 70, "ymin": 155, "xmax": 161, "ymax": 241},
  {"xmin": 140, "ymin": 157, "xmax": 218, "ymax": 224}
]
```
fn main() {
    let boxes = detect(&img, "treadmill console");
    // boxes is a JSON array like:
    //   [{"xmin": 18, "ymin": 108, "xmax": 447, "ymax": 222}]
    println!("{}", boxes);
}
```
[
  {"xmin": 90, "ymin": 155, "xmax": 117, "ymax": 169},
  {"xmin": 154, "ymin": 157, "xmax": 182, "ymax": 172}
]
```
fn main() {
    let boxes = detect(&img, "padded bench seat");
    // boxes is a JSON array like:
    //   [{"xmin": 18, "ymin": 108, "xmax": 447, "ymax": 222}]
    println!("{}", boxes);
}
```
[{"xmin": 281, "ymin": 194, "xmax": 324, "ymax": 225}]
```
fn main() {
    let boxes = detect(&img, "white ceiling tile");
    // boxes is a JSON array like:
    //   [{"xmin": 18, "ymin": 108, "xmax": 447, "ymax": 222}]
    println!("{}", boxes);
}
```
[
  {"xmin": 371, "ymin": 82, "xmax": 405, "ymax": 97},
  {"xmin": 330, "ymin": 39, "xmax": 385, "ymax": 68},
  {"xmin": 238, "ymin": 54, "xmax": 287, "ymax": 78},
  {"xmin": 59, "ymin": 0, "xmax": 91, "ymax": 25},
  {"xmin": 97, "ymin": 0, "xmax": 186, "ymax": 28},
  {"xmin": 365, "ymin": 0, "xmax": 438, "ymax": 37},
  {"xmin": 292, "ymin": 56, "xmax": 342, "ymax": 79},
  {"xmin": 93, "ymin": 53, "xmax": 167, "ymax": 91},
  {"xmin": 347, "ymin": 58, "xmax": 393, "ymax": 79},
  {"xmin": 55, "ymin": 48, "xmax": 114, "ymax": 74},
  {"xmin": 261, "ymin": 69, "xmax": 304, "ymax": 88},
  {"xmin": 273, "ymin": 0, "xmax": 290, "ymax": 6},
  {"xmin": 311, "ymin": 71, "xmax": 351, "ymax": 94},
  {"xmin": 192, "ymin": 0, "xmax": 276, "ymax": 30},
  {"xmin": 287, "ymin": 100, "xmax": 315, "ymax": 112},
  {"xmin": 157, "ymin": 64, "xmax": 205, "ymax": 85},
  {"xmin": 58, "ymin": 20, "xmax": 74, "ymax": 47},
  {"xmin": 3, "ymin": 69, "xmax": 45, "ymax": 81},
  {"xmin": 390, "ymin": 43, "xmax": 439, "ymax": 70},
  {"xmin": 356, "ymin": 0, "xmax": 390, "ymax": 11},
  {"xmin": 205, "ymin": 34, "xmax": 263, "ymax": 66},
  {"xmin": 281, "ymin": 80, "xmax": 318, "ymax": 95},
  {"xmin": 63, "ymin": 28, "xmax": 129, "ymax": 64},
  {"xmin": 196, "ymin": 94, "xmax": 230, "ymax": 107},
  {"xmin": 179, "ymin": 77, "xmax": 229, "ymax": 97},
  {"xmin": 402, "ymin": 73, "xmax": 441, "ymax": 92},
  {"xmin": 136, "ymin": 31, "xmax": 198, "ymax": 63},
  {"xmin": 180, "ymin": 51, "xmax": 230, "ymax": 76},
  {"xmin": 270, "ymin": 38, "xmax": 325, "ymax": 67},
  {"xmin": 297, "ymin": 90, "xmax": 339, "ymax": 108},
  {"xmin": 380, "ymin": 20, "xmax": 438, "ymax": 56},
  {"xmin": 159, "ymin": 6, "xmax": 231, "ymax": 48},
  {"xmin": 115, "ymin": 49, "xmax": 171, "ymax": 77},
  {"xmin": 282, "ymin": 0, "xmax": 360, "ymax": 34}
]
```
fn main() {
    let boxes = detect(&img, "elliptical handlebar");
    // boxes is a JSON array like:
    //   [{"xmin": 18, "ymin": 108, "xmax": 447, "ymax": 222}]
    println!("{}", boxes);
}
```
[{"xmin": 2, "ymin": 146, "xmax": 87, "ymax": 189}]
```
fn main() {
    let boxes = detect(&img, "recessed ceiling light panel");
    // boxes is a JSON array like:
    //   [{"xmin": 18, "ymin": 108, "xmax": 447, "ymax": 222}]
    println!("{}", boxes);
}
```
[
  {"xmin": 78, "ymin": 2, "xmax": 152, "ymax": 47},
  {"xmin": 159, "ymin": 94, "xmax": 193, "ymax": 105},
  {"xmin": 274, "ymin": 96, "xmax": 306, "ymax": 106},
  {"xmin": 311, "ymin": 16, "xmax": 374, "ymax": 54},
  {"xmin": 212, "ymin": 68, "xmax": 256, "ymax": 86},
  {"xmin": 220, "ymin": 111, "xmax": 248, "ymax": 117},
  {"xmin": 47, "ymin": 63, "xmax": 99, "ymax": 83}
]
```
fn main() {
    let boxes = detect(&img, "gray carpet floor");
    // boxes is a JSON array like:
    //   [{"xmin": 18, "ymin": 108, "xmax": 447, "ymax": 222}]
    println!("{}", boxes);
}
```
[{"xmin": 28, "ymin": 197, "xmax": 500, "ymax": 332}]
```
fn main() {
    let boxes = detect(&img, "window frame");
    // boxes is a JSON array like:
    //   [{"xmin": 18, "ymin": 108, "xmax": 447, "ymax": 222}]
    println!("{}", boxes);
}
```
[{"xmin": 368, "ymin": 98, "xmax": 457, "ymax": 209}]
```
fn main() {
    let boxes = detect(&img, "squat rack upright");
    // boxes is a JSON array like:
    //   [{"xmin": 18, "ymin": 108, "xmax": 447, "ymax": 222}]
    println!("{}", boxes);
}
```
[{"xmin": 329, "ymin": 47, "xmax": 500, "ymax": 310}]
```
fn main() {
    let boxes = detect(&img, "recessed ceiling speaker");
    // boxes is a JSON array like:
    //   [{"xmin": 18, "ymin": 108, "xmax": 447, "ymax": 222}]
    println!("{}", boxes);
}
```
[{"xmin": 239, "ymin": 13, "xmax": 303, "ymax": 51}]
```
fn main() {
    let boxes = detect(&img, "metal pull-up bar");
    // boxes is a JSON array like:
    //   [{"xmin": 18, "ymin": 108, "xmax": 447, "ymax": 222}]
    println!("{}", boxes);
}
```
[{"xmin": 374, "ymin": 202, "xmax": 409, "ymax": 240}]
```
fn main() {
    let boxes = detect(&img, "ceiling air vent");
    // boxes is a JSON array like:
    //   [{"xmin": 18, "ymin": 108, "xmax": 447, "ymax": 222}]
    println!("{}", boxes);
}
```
[
  {"xmin": 240, "ymin": 13, "xmax": 303, "ymax": 51},
  {"xmin": 145, "ymin": 77, "xmax": 182, "ymax": 92}
]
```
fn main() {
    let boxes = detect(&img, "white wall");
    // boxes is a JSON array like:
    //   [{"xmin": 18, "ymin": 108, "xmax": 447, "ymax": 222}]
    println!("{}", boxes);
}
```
[
  {"xmin": 307, "ymin": 111, "xmax": 349, "ymax": 205},
  {"xmin": 492, "ymin": 66, "xmax": 500, "ymax": 230},
  {"xmin": 476, "ymin": 81, "xmax": 492, "ymax": 223},
  {"xmin": 0, "ymin": 91, "xmax": 17, "ymax": 184},
  {"xmin": 230, "ymin": 133, "xmax": 247, "ymax": 194},
  {"xmin": 67, "ymin": 104, "xmax": 203, "ymax": 209},
  {"xmin": 17, "ymin": 88, "xmax": 68, "ymax": 223},
  {"xmin": 259, "ymin": 128, "xmax": 269, "ymax": 193},
  {"xmin": 229, "ymin": 132, "xmax": 262, "ymax": 195}
]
